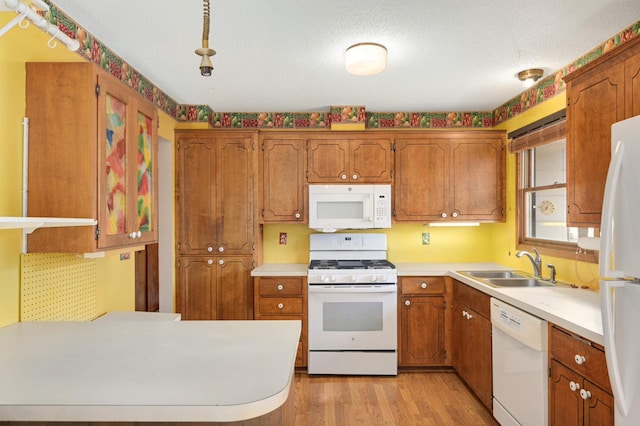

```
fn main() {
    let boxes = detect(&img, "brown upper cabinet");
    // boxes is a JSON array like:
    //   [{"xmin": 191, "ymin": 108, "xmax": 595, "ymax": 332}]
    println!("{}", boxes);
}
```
[
  {"xmin": 394, "ymin": 131, "xmax": 506, "ymax": 223},
  {"xmin": 307, "ymin": 136, "xmax": 393, "ymax": 183},
  {"xmin": 564, "ymin": 36, "xmax": 640, "ymax": 227},
  {"xmin": 175, "ymin": 130, "xmax": 258, "ymax": 256},
  {"xmin": 259, "ymin": 132, "xmax": 307, "ymax": 223},
  {"xmin": 25, "ymin": 62, "xmax": 158, "ymax": 253}
]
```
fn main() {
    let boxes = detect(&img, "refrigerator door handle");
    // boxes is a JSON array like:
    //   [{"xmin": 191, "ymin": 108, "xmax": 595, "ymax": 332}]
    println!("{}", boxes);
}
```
[
  {"xmin": 600, "ymin": 140, "xmax": 625, "ymax": 278},
  {"xmin": 601, "ymin": 279, "xmax": 629, "ymax": 416}
]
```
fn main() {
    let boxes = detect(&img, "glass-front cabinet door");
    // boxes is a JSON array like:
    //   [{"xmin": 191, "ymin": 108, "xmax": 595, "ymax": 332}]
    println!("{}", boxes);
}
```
[{"xmin": 98, "ymin": 75, "xmax": 157, "ymax": 249}]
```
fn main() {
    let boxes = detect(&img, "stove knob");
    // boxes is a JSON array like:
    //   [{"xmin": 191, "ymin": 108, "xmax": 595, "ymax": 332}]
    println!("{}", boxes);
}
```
[
  {"xmin": 321, "ymin": 275, "xmax": 330, "ymax": 282},
  {"xmin": 330, "ymin": 275, "xmax": 337, "ymax": 282},
  {"xmin": 349, "ymin": 275, "xmax": 357, "ymax": 282},
  {"xmin": 370, "ymin": 275, "xmax": 378, "ymax": 282},
  {"xmin": 379, "ymin": 275, "xmax": 387, "ymax": 282}
]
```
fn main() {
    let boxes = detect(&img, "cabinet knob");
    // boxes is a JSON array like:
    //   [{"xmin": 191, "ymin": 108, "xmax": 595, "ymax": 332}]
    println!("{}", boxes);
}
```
[
  {"xmin": 421, "ymin": 282, "xmax": 428, "ymax": 289},
  {"xmin": 441, "ymin": 212, "xmax": 448, "ymax": 218},
  {"xmin": 452, "ymin": 212, "xmax": 458, "ymax": 218},
  {"xmin": 207, "ymin": 259, "xmax": 213, "ymax": 265},
  {"xmin": 353, "ymin": 174, "xmax": 358, "ymax": 180},
  {"xmin": 341, "ymin": 174, "xmax": 347, "ymax": 180},
  {"xmin": 277, "ymin": 284, "xmax": 284, "ymax": 291},
  {"xmin": 218, "ymin": 259, "xmax": 224, "ymax": 265},
  {"xmin": 579, "ymin": 389, "xmax": 592, "ymax": 400},
  {"xmin": 574, "ymin": 354, "xmax": 586, "ymax": 365},
  {"xmin": 207, "ymin": 246, "xmax": 213, "ymax": 252},
  {"xmin": 295, "ymin": 212, "xmax": 301, "ymax": 219},
  {"xmin": 218, "ymin": 246, "xmax": 225, "ymax": 253},
  {"xmin": 405, "ymin": 300, "xmax": 411, "ymax": 306},
  {"xmin": 569, "ymin": 381, "xmax": 580, "ymax": 392},
  {"xmin": 278, "ymin": 303, "xmax": 284, "ymax": 309}
]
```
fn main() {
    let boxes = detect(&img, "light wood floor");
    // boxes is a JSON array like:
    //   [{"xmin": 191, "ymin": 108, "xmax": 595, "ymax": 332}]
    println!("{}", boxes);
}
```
[{"xmin": 293, "ymin": 371, "xmax": 498, "ymax": 425}]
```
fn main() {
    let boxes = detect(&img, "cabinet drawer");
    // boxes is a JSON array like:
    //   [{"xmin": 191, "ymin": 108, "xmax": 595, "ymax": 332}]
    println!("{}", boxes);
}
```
[
  {"xmin": 550, "ymin": 325, "xmax": 611, "ymax": 393},
  {"xmin": 453, "ymin": 280, "xmax": 490, "ymax": 319},
  {"xmin": 258, "ymin": 277, "xmax": 303, "ymax": 296},
  {"xmin": 258, "ymin": 297, "xmax": 303, "ymax": 315},
  {"xmin": 401, "ymin": 277, "xmax": 444, "ymax": 295}
]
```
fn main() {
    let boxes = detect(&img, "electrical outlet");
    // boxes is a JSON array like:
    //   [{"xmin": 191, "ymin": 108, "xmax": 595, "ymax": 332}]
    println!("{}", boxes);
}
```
[
  {"xmin": 279, "ymin": 232, "xmax": 287, "ymax": 245},
  {"xmin": 422, "ymin": 232, "xmax": 430, "ymax": 245}
]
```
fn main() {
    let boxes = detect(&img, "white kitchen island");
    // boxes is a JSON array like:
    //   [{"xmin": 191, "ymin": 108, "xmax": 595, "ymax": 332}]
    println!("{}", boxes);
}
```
[{"xmin": 0, "ymin": 320, "xmax": 300, "ymax": 425}]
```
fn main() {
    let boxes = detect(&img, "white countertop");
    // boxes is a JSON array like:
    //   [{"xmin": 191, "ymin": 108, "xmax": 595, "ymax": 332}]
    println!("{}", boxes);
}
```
[
  {"xmin": 251, "ymin": 262, "xmax": 604, "ymax": 345},
  {"xmin": 251, "ymin": 263, "xmax": 308, "ymax": 276},
  {"xmin": 0, "ymin": 320, "xmax": 301, "ymax": 422}
]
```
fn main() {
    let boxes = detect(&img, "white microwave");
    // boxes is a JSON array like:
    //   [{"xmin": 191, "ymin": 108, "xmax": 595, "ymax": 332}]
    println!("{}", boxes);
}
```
[{"xmin": 308, "ymin": 184, "xmax": 391, "ymax": 232}]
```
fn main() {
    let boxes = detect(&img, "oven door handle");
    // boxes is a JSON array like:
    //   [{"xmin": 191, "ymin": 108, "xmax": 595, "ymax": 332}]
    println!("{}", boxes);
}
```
[{"xmin": 308, "ymin": 285, "xmax": 397, "ymax": 294}]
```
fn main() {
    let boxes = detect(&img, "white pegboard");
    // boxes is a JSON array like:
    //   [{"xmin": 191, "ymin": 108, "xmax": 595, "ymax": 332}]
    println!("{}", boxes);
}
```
[{"xmin": 20, "ymin": 253, "xmax": 97, "ymax": 321}]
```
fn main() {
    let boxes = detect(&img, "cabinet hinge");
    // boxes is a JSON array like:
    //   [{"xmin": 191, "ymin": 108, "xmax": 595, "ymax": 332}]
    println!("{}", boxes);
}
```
[
  {"xmin": 261, "ymin": 143, "xmax": 265, "ymax": 151},
  {"xmin": 261, "ymin": 209, "xmax": 265, "ymax": 218},
  {"xmin": 177, "ymin": 242, "xmax": 180, "ymax": 251},
  {"xmin": 501, "ymin": 208, "xmax": 505, "ymax": 216},
  {"xmin": 157, "ymin": 116, "xmax": 160, "ymax": 129},
  {"xmin": 444, "ymin": 350, "xmax": 447, "ymax": 359},
  {"xmin": 567, "ymin": 205, "xmax": 570, "ymax": 214},
  {"xmin": 94, "ymin": 225, "xmax": 100, "ymax": 240},
  {"xmin": 252, "ymin": 260, "xmax": 256, "ymax": 268},
  {"xmin": 501, "ymin": 142, "xmax": 505, "ymax": 150},
  {"xmin": 443, "ymin": 300, "xmax": 447, "ymax": 309},
  {"xmin": 392, "ymin": 209, "xmax": 396, "ymax": 217},
  {"xmin": 95, "ymin": 83, "xmax": 100, "ymax": 97},
  {"xmin": 391, "ymin": 143, "xmax": 396, "ymax": 152},
  {"xmin": 548, "ymin": 367, "xmax": 551, "ymax": 378},
  {"xmin": 176, "ymin": 141, "xmax": 180, "ymax": 150},
  {"xmin": 252, "ymin": 143, "xmax": 256, "ymax": 150}
]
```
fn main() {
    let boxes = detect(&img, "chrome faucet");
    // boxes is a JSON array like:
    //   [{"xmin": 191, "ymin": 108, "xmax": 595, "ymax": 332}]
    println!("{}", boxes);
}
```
[
  {"xmin": 547, "ymin": 264, "xmax": 557, "ymax": 284},
  {"xmin": 516, "ymin": 248, "xmax": 542, "ymax": 278}
]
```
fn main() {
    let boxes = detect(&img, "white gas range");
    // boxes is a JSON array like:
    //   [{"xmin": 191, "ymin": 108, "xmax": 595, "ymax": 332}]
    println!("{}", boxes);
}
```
[{"xmin": 307, "ymin": 233, "xmax": 398, "ymax": 376}]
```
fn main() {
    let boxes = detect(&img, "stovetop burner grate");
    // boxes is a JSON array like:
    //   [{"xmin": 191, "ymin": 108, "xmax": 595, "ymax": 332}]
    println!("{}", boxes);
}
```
[{"xmin": 309, "ymin": 259, "xmax": 396, "ymax": 270}]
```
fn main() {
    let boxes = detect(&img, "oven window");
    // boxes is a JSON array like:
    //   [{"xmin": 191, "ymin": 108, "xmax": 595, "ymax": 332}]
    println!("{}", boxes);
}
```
[
  {"xmin": 322, "ymin": 302, "xmax": 383, "ymax": 331},
  {"xmin": 317, "ymin": 201, "xmax": 363, "ymax": 219}
]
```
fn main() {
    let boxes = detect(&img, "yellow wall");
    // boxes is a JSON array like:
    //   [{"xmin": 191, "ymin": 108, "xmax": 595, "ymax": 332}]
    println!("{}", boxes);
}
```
[{"xmin": 0, "ymin": 14, "xmax": 179, "ymax": 327}]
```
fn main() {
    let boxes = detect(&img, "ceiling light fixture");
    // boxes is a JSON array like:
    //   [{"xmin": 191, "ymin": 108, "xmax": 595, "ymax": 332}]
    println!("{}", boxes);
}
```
[
  {"xmin": 345, "ymin": 42, "xmax": 387, "ymax": 76},
  {"xmin": 518, "ymin": 68, "xmax": 544, "ymax": 88},
  {"xmin": 195, "ymin": 0, "xmax": 216, "ymax": 77}
]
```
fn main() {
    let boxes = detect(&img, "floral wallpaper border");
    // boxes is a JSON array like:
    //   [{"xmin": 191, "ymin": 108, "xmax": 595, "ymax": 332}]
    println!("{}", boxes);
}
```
[{"xmin": 39, "ymin": 2, "xmax": 640, "ymax": 129}]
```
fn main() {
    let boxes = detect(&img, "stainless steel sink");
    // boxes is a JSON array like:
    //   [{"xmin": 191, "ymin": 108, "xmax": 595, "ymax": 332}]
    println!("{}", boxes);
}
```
[
  {"xmin": 484, "ymin": 278, "xmax": 554, "ymax": 288},
  {"xmin": 461, "ymin": 270, "xmax": 528, "ymax": 279}
]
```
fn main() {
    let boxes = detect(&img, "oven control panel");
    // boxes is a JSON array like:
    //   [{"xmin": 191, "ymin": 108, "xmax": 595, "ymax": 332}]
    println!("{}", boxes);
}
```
[{"xmin": 308, "ymin": 272, "xmax": 397, "ymax": 285}]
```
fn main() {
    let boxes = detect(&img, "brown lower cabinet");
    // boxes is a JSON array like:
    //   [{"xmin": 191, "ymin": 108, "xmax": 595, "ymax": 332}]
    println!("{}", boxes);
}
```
[
  {"xmin": 451, "ymin": 279, "xmax": 492, "ymax": 411},
  {"xmin": 549, "ymin": 324, "xmax": 614, "ymax": 425},
  {"xmin": 176, "ymin": 256, "xmax": 253, "ymax": 320},
  {"xmin": 399, "ymin": 276, "xmax": 448, "ymax": 366},
  {"xmin": 254, "ymin": 276, "xmax": 307, "ymax": 367}
]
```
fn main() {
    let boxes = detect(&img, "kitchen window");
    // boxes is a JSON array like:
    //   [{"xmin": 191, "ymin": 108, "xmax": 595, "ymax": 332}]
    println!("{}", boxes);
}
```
[{"xmin": 511, "ymin": 111, "xmax": 597, "ymax": 261}]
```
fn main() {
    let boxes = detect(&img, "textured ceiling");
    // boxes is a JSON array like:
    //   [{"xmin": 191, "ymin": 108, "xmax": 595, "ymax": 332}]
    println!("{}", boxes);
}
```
[{"xmin": 50, "ymin": 0, "xmax": 640, "ymax": 113}]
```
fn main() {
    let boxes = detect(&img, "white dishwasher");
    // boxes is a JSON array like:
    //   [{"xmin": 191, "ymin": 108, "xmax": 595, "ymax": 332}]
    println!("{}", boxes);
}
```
[{"xmin": 491, "ymin": 298, "xmax": 548, "ymax": 426}]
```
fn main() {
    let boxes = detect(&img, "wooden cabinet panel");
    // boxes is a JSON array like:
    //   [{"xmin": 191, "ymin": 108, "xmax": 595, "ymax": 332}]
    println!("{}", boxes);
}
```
[
  {"xmin": 564, "ymin": 35, "xmax": 640, "ymax": 226},
  {"xmin": 350, "ymin": 139, "xmax": 393, "ymax": 182},
  {"xmin": 549, "ymin": 360, "xmax": 614, "ymax": 426},
  {"xmin": 549, "ymin": 324, "xmax": 614, "ymax": 426},
  {"xmin": 565, "ymin": 63, "xmax": 624, "ymax": 226},
  {"xmin": 400, "ymin": 295, "xmax": 446, "ymax": 366},
  {"xmin": 400, "ymin": 276, "xmax": 445, "ymax": 295},
  {"xmin": 26, "ymin": 62, "xmax": 158, "ymax": 253},
  {"xmin": 550, "ymin": 360, "xmax": 585, "ymax": 426},
  {"xmin": 176, "ymin": 131, "xmax": 257, "ymax": 256},
  {"xmin": 254, "ymin": 276, "xmax": 307, "ymax": 367},
  {"xmin": 394, "ymin": 132, "xmax": 505, "ymax": 223},
  {"xmin": 260, "ymin": 135, "xmax": 306, "ymax": 223},
  {"xmin": 451, "ymin": 138, "xmax": 504, "ymax": 221},
  {"xmin": 177, "ymin": 257, "xmax": 217, "ymax": 320},
  {"xmin": 451, "ymin": 280, "xmax": 492, "ymax": 410},
  {"xmin": 177, "ymin": 256, "xmax": 253, "ymax": 321},
  {"xmin": 307, "ymin": 136, "xmax": 392, "ymax": 183},
  {"xmin": 550, "ymin": 326, "xmax": 611, "ymax": 392},
  {"xmin": 394, "ymin": 138, "xmax": 449, "ymax": 220}
]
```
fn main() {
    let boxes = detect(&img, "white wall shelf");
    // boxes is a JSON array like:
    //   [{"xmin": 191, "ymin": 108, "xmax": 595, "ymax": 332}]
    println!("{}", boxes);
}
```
[{"xmin": 0, "ymin": 217, "xmax": 97, "ymax": 234}]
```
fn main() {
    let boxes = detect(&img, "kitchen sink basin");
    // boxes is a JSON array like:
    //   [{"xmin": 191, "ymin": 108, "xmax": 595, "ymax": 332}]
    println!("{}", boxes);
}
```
[
  {"xmin": 461, "ymin": 270, "xmax": 528, "ymax": 279},
  {"xmin": 484, "ymin": 278, "xmax": 554, "ymax": 288}
]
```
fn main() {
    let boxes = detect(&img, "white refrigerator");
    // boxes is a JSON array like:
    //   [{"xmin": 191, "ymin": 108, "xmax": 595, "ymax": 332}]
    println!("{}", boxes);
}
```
[{"xmin": 599, "ymin": 114, "xmax": 640, "ymax": 425}]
